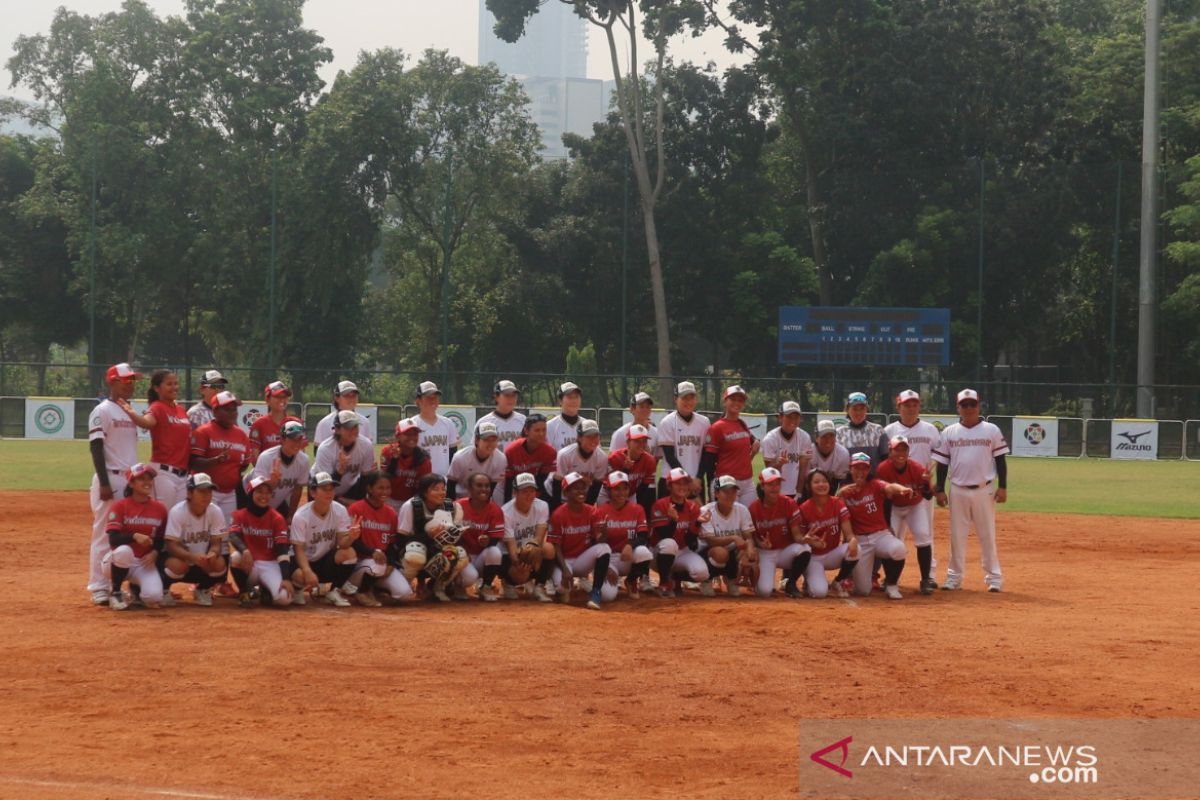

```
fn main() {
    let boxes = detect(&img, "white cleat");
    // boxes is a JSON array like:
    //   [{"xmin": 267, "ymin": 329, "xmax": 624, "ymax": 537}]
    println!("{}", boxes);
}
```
[
  {"xmin": 834, "ymin": 582, "xmax": 850, "ymax": 599},
  {"xmin": 533, "ymin": 585, "xmax": 553, "ymax": 603},
  {"xmin": 108, "ymin": 592, "xmax": 129, "ymax": 611},
  {"xmin": 699, "ymin": 580, "xmax": 716, "ymax": 597},
  {"xmin": 161, "ymin": 593, "xmax": 177, "ymax": 608},
  {"xmin": 91, "ymin": 590, "xmax": 110, "ymax": 606},
  {"xmin": 885, "ymin": 584, "xmax": 903, "ymax": 600},
  {"xmin": 480, "ymin": 586, "xmax": 499, "ymax": 602},
  {"xmin": 576, "ymin": 578, "xmax": 593, "ymax": 593},
  {"xmin": 193, "ymin": 588, "xmax": 213, "ymax": 607},
  {"xmin": 325, "ymin": 588, "xmax": 351, "ymax": 607},
  {"xmin": 432, "ymin": 586, "xmax": 451, "ymax": 602},
  {"xmin": 291, "ymin": 590, "xmax": 307, "ymax": 606},
  {"xmin": 502, "ymin": 584, "xmax": 518, "ymax": 600}
]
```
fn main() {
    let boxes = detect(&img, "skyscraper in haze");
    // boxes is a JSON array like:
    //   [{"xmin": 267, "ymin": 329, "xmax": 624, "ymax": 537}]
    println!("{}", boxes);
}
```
[{"xmin": 477, "ymin": 1, "xmax": 608, "ymax": 159}]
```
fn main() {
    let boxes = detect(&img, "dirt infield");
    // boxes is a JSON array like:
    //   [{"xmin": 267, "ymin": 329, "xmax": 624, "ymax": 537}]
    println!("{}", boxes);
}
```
[{"xmin": 1, "ymin": 491, "xmax": 1197, "ymax": 800}]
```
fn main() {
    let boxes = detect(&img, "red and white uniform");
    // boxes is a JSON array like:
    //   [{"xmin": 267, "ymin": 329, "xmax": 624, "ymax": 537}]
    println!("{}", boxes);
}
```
[
  {"xmin": 345, "ymin": 498, "xmax": 412, "ymax": 599},
  {"xmin": 876, "ymin": 459, "xmax": 933, "ymax": 548},
  {"xmin": 595, "ymin": 500, "xmax": 652, "ymax": 597},
  {"xmin": 248, "ymin": 414, "xmax": 301, "ymax": 461},
  {"xmin": 380, "ymin": 445, "xmax": 433, "ymax": 511},
  {"xmin": 884, "ymin": 418, "xmax": 943, "ymax": 566},
  {"xmin": 931, "ymin": 420, "xmax": 1009, "ymax": 590},
  {"xmin": 748, "ymin": 495, "xmax": 809, "ymax": 598},
  {"xmin": 838, "ymin": 480, "xmax": 907, "ymax": 595},
  {"xmin": 103, "ymin": 496, "xmax": 169, "ymax": 604},
  {"xmin": 548, "ymin": 503, "xmax": 611, "ymax": 590},
  {"xmin": 504, "ymin": 438, "xmax": 557, "ymax": 491},
  {"xmin": 456, "ymin": 497, "xmax": 506, "ymax": 588},
  {"xmin": 87, "ymin": 398, "xmax": 139, "ymax": 593},
  {"xmin": 191, "ymin": 422, "xmax": 252, "ymax": 523},
  {"xmin": 148, "ymin": 400, "xmax": 192, "ymax": 507},
  {"xmin": 704, "ymin": 418, "xmax": 756, "ymax": 505},
  {"xmin": 796, "ymin": 496, "xmax": 851, "ymax": 599},
  {"xmin": 230, "ymin": 506, "xmax": 290, "ymax": 601},
  {"xmin": 596, "ymin": 448, "xmax": 657, "ymax": 505},
  {"xmin": 650, "ymin": 497, "xmax": 709, "ymax": 584}
]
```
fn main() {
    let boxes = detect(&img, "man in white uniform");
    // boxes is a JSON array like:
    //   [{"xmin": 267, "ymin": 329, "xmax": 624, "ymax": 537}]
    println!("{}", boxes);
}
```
[
  {"xmin": 474, "ymin": 379, "xmax": 526, "ymax": 447},
  {"xmin": 760, "ymin": 400, "xmax": 813, "ymax": 499},
  {"xmin": 88, "ymin": 362, "xmax": 142, "ymax": 604},
  {"xmin": 413, "ymin": 380, "xmax": 460, "ymax": 475},
  {"xmin": 931, "ymin": 389, "xmax": 1010, "ymax": 592},
  {"xmin": 656, "ymin": 381, "xmax": 711, "ymax": 499}
]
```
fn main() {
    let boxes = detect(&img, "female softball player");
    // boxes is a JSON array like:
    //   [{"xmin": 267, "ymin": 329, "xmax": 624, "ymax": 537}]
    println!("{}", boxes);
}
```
[
  {"xmin": 746, "ymin": 467, "xmax": 811, "ymax": 598},
  {"xmin": 796, "ymin": 469, "xmax": 857, "ymax": 599},
  {"xmin": 549, "ymin": 418, "xmax": 608, "ymax": 506},
  {"xmin": 161, "ymin": 472, "xmax": 228, "ymax": 606},
  {"xmin": 380, "ymin": 417, "xmax": 433, "ymax": 512},
  {"xmin": 344, "ymin": 471, "xmax": 412, "ymax": 606},
  {"xmin": 247, "ymin": 420, "xmax": 310, "ymax": 521},
  {"xmin": 597, "ymin": 424, "xmax": 657, "ymax": 513},
  {"xmin": 838, "ymin": 452, "xmax": 913, "ymax": 598},
  {"xmin": 503, "ymin": 413, "xmax": 557, "ymax": 502},
  {"xmin": 103, "ymin": 462, "xmax": 169, "ymax": 610},
  {"xmin": 248, "ymin": 380, "xmax": 299, "ymax": 462},
  {"xmin": 699, "ymin": 474, "xmax": 754, "ymax": 596},
  {"xmin": 313, "ymin": 410, "xmax": 376, "ymax": 503},
  {"xmin": 501, "ymin": 472, "xmax": 553, "ymax": 601},
  {"xmin": 548, "ymin": 472, "xmax": 610, "ymax": 609},
  {"xmin": 610, "ymin": 391, "xmax": 659, "ymax": 453},
  {"xmin": 313, "ymin": 380, "xmax": 364, "ymax": 451},
  {"xmin": 474, "ymin": 379, "xmax": 526, "ymax": 446},
  {"xmin": 657, "ymin": 381, "xmax": 710, "ymax": 500},
  {"xmin": 289, "ymin": 472, "xmax": 357, "ymax": 607},
  {"xmin": 447, "ymin": 421, "xmax": 508, "ymax": 503},
  {"xmin": 809, "ymin": 420, "xmax": 851, "ymax": 494},
  {"xmin": 455, "ymin": 473, "xmax": 507, "ymax": 601},
  {"xmin": 227, "ymin": 476, "xmax": 293, "ymax": 607},
  {"xmin": 874, "ymin": 435, "xmax": 937, "ymax": 593},
  {"xmin": 593, "ymin": 471, "xmax": 652, "ymax": 600},
  {"xmin": 396, "ymin": 473, "xmax": 466, "ymax": 602},
  {"xmin": 189, "ymin": 391, "xmax": 252, "ymax": 524},
  {"xmin": 546, "ymin": 382, "xmax": 587, "ymax": 451},
  {"xmin": 650, "ymin": 467, "xmax": 714, "ymax": 598},
  {"xmin": 700, "ymin": 385, "xmax": 760, "ymax": 506},
  {"xmin": 116, "ymin": 369, "xmax": 192, "ymax": 509},
  {"xmin": 413, "ymin": 381, "xmax": 460, "ymax": 475},
  {"xmin": 760, "ymin": 401, "xmax": 813, "ymax": 499}
]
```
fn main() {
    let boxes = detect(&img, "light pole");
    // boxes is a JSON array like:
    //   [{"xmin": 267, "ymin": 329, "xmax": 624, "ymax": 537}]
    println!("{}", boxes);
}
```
[
  {"xmin": 1135, "ymin": 0, "xmax": 1161, "ymax": 418},
  {"xmin": 439, "ymin": 150, "xmax": 453, "ymax": 390}
]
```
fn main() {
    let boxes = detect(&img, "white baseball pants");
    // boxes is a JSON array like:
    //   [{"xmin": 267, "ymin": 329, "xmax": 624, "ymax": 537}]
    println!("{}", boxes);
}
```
[
  {"xmin": 246, "ymin": 560, "xmax": 288, "ymax": 603},
  {"xmin": 890, "ymin": 499, "xmax": 932, "ymax": 547},
  {"xmin": 552, "ymin": 543, "xmax": 613, "ymax": 601},
  {"xmin": 601, "ymin": 545, "xmax": 653, "ymax": 601},
  {"xmin": 355, "ymin": 557, "xmax": 414, "ymax": 599},
  {"xmin": 753, "ymin": 542, "xmax": 810, "ymax": 597},
  {"xmin": 852, "ymin": 531, "xmax": 906, "ymax": 595},
  {"xmin": 153, "ymin": 471, "xmax": 188, "ymax": 510},
  {"xmin": 655, "ymin": 539, "xmax": 711, "ymax": 585},
  {"xmin": 804, "ymin": 544, "xmax": 849, "ymax": 599},
  {"xmin": 946, "ymin": 484, "xmax": 1002, "ymax": 590},
  {"xmin": 103, "ymin": 545, "xmax": 164, "ymax": 603},
  {"xmin": 89, "ymin": 472, "xmax": 128, "ymax": 592}
]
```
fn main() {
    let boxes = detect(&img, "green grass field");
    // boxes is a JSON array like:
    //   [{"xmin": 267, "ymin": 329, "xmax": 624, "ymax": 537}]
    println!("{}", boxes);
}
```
[{"xmin": 2, "ymin": 438, "xmax": 1195, "ymax": 517}]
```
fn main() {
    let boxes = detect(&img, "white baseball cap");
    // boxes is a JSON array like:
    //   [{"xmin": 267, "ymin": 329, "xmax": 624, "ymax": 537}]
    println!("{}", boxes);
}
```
[
  {"xmin": 779, "ymin": 400, "xmax": 802, "ymax": 416},
  {"xmin": 759, "ymin": 467, "xmax": 783, "ymax": 484},
  {"xmin": 494, "ymin": 379, "xmax": 519, "ymax": 395},
  {"xmin": 561, "ymin": 471, "xmax": 586, "ymax": 490},
  {"xmin": 850, "ymin": 452, "xmax": 872, "ymax": 467},
  {"xmin": 816, "ymin": 419, "xmax": 836, "ymax": 435},
  {"xmin": 577, "ymin": 418, "xmax": 600, "ymax": 436},
  {"xmin": 514, "ymin": 473, "xmax": 538, "ymax": 490},
  {"xmin": 245, "ymin": 475, "xmax": 271, "ymax": 493},
  {"xmin": 896, "ymin": 389, "xmax": 921, "ymax": 404},
  {"xmin": 666, "ymin": 467, "xmax": 690, "ymax": 483},
  {"xmin": 558, "ymin": 381, "xmax": 582, "ymax": 398},
  {"xmin": 889, "ymin": 435, "xmax": 910, "ymax": 450},
  {"xmin": 477, "ymin": 422, "xmax": 499, "ymax": 439},
  {"xmin": 957, "ymin": 388, "xmax": 980, "ymax": 404},
  {"xmin": 334, "ymin": 409, "xmax": 360, "ymax": 427},
  {"xmin": 188, "ymin": 472, "xmax": 215, "ymax": 490},
  {"xmin": 630, "ymin": 391, "xmax": 652, "ymax": 406},
  {"xmin": 200, "ymin": 369, "xmax": 227, "ymax": 386},
  {"xmin": 310, "ymin": 471, "xmax": 336, "ymax": 489},
  {"xmin": 714, "ymin": 474, "xmax": 738, "ymax": 491},
  {"xmin": 395, "ymin": 417, "xmax": 420, "ymax": 435},
  {"xmin": 211, "ymin": 390, "xmax": 241, "ymax": 408},
  {"xmin": 125, "ymin": 462, "xmax": 157, "ymax": 481},
  {"xmin": 674, "ymin": 381, "xmax": 698, "ymax": 397},
  {"xmin": 723, "ymin": 385, "xmax": 747, "ymax": 400},
  {"xmin": 415, "ymin": 380, "xmax": 441, "ymax": 398},
  {"xmin": 335, "ymin": 380, "xmax": 359, "ymax": 396},
  {"xmin": 627, "ymin": 424, "xmax": 650, "ymax": 441},
  {"xmin": 605, "ymin": 470, "xmax": 630, "ymax": 488}
]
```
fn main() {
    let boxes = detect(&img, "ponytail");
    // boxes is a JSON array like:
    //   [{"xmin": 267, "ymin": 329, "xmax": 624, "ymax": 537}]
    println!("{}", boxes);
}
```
[{"xmin": 147, "ymin": 369, "xmax": 173, "ymax": 404}]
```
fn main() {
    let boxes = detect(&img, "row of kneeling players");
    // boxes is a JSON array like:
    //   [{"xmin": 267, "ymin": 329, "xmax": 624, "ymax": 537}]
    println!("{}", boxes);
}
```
[{"xmin": 102, "ymin": 453, "xmax": 931, "ymax": 612}]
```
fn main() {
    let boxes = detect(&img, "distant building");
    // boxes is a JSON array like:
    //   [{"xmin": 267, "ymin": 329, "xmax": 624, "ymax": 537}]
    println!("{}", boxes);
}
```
[{"xmin": 477, "ymin": 2, "xmax": 610, "ymax": 159}]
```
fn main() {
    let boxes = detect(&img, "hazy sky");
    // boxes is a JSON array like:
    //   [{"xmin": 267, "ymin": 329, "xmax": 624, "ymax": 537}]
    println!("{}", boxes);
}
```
[{"xmin": 3, "ymin": 0, "xmax": 749, "ymax": 100}]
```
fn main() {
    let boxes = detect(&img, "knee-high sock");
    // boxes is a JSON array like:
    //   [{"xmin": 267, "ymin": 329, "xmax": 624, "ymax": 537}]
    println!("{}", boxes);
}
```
[
  {"xmin": 231, "ymin": 567, "xmax": 250, "ymax": 593},
  {"xmin": 916, "ymin": 545, "xmax": 932, "ymax": 580},
  {"xmin": 788, "ymin": 552, "xmax": 812, "ymax": 587},
  {"xmin": 883, "ymin": 558, "xmax": 905, "ymax": 585},
  {"xmin": 655, "ymin": 553, "xmax": 676, "ymax": 584},
  {"xmin": 592, "ymin": 554, "xmax": 611, "ymax": 592},
  {"xmin": 535, "ymin": 560, "xmax": 554, "ymax": 584},
  {"xmin": 110, "ymin": 565, "xmax": 129, "ymax": 596},
  {"xmin": 833, "ymin": 559, "xmax": 857, "ymax": 583}
]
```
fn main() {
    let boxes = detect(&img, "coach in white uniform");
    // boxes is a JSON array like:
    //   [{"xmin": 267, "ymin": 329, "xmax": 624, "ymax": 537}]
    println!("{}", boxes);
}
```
[
  {"xmin": 248, "ymin": 420, "xmax": 311, "ymax": 518},
  {"xmin": 413, "ymin": 381, "xmax": 460, "ymax": 475},
  {"xmin": 187, "ymin": 369, "xmax": 227, "ymax": 429},
  {"xmin": 474, "ymin": 380, "xmax": 526, "ymax": 447},
  {"xmin": 931, "ymin": 389, "xmax": 1010, "ymax": 592},
  {"xmin": 657, "ymin": 381, "xmax": 710, "ymax": 498},
  {"xmin": 88, "ymin": 363, "xmax": 142, "ymax": 604},
  {"xmin": 885, "ymin": 388, "xmax": 942, "ymax": 565},
  {"xmin": 761, "ymin": 401, "xmax": 813, "ymax": 498}
]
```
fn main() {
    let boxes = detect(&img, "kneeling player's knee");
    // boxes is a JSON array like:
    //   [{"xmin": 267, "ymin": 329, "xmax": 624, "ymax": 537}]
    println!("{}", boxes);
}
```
[
  {"xmin": 483, "ymin": 547, "xmax": 503, "ymax": 567},
  {"xmin": 541, "ymin": 542, "xmax": 556, "ymax": 560},
  {"xmin": 163, "ymin": 559, "xmax": 187, "ymax": 580},
  {"xmin": 633, "ymin": 545, "xmax": 653, "ymax": 564},
  {"xmin": 656, "ymin": 539, "xmax": 679, "ymax": 557},
  {"xmin": 111, "ymin": 545, "xmax": 136, "ymax": 569},
  {"xmin": 708, "ymin": 546, "xmax": 729, "ymax": 566}
]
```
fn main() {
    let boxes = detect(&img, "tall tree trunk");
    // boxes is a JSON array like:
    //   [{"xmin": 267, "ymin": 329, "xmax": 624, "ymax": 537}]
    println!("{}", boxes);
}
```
[
  {"xmin": 640, "ymin": 198, "xmax": 673, "ymax": 401},
  {"xmin": 797, "ymin": 123, "xmax": 833, "ymax": 306}
]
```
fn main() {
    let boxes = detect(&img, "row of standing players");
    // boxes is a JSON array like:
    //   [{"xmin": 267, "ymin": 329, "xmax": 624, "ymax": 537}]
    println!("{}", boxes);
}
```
[{"xmin": 87, "ymin": 367, "xmax": 1011, "ymax": 609}]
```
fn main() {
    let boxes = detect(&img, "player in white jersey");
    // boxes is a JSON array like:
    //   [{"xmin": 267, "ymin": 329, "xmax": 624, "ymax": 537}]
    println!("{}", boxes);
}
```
[
  {"xmin": 931, "ymin": 389, "xmax": 1010, "ymax": 592},
  {"xmin": 187, "ymin": 369, "xmax": 227, "ymax": 429},
  {"xmin": 474, "ymin": 379, "xmax": 526, "ymax": 448},
  {"xmin": 447, "ymin": 421, "xmax": 508, "ymax": 503},
  {"xmin": 413, "ymin": 380, "xmax": 460, "ymax": 475},
  {"xmin": 500, "ymin": 473, "xmax": 552, "ymax": 600},
  {"xmin": 313, "ymin": 410, "xmax": 376, "ymax": 502},
  {"xmin": 610, "ymin": 391, "xmax": 660, "ymax": 453},
  {"xmin": 656, "ymin": 381, "xmax": 711, "ymax": 499},
  {"xmin": 548, "ymin": 418, "xmax": 608, "ymax": 504},
  {"xmin": 248, "ymin": 420, "xmax": 310, "ymax": 519},
  {"xmin": 884, "ymin": 388, "xmax": 943, "ymax": 571},
  {"xmin": 161, "ymin": 473, "xmax": 229, "ymax": 606},
  {"xmin": 288, "ymin": 472, "xmax": 357, "ymax": 606},
  {"xmin": 87, "ymin": 363, "xmax": 143, "ymax": 604},
  {"xmin": 546, "ymin": 381, "xmax": 590, "ymax": 451},
  {"xmin": 699, "ymin": 474, "xmax": 755, "ymax": 596},
  {"xmin": 760, "ymin": 401, "xmax": 814, "ymax": 498},
  {"xmin": 313, "ymin": 380, "xmax": 367, "ymax": 451},
  {"xmin": 808, "ymin": 419, "xmax": 851, "ymax": 494}
]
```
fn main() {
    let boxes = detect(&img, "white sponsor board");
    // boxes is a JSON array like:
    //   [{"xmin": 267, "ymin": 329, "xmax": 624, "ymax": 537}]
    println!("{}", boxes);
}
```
[
  {"xmin": 438, "ymin": 405, "xmax": 476, "ymax": 441},
  {"xmin": 1110, "ymin": 419, "xmax": 1158, "ymax": 460},
  {"xmin": 1012, "ymin": 416, "xmax": 1059, "ymax": 458},
  {"xmin": 24, "ymin": 398, "xmax": 75, "ymax": 440}
]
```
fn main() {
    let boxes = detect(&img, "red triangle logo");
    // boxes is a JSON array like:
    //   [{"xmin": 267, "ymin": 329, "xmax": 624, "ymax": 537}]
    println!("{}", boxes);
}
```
[{"xmin": 811, "ymin": 735, "xmax": 853, "ymax": 778}]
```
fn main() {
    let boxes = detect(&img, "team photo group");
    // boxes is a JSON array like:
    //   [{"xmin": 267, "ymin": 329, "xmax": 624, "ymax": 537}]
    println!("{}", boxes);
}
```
[{"xmin": 86, "ymin": 363, "xmax": 1011, "ymax": 613}]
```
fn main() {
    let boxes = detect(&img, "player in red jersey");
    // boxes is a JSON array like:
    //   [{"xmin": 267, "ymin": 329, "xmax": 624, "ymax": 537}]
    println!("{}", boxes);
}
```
[
  {"xmin": 116, "ymin": 369, "xmax": 193, "ymax": 508},
  {"xmin": 380, "ymin": 417, "xmax": 433, "ymax": 512},
  {"xmin": 594, "ymin": 471, "xmax": 652, "ymax": 600},
  {"xmin": 837, "ymin": 452, "xmax": 913, "ymax": 599},
  {"xmin": 102, "ymin": 463, "xmax": 169, "ymax": 610},
  {"xmin": 189, "ymin": 391, "xmax": 252, "ymax": 524},
  {"xmin": 796, "ymin": 469, "xmax": 858, "ymax": 598},
  {"xmin": 700, "ymin": 385, "xmax": 760, "ymax": 506},
  {"xmin": 598, "ymin": 424, "xmax": 657, "ymax": 516},
  {"xmin": 343, "ymin": 471, "xmax": 411, "ymax": 606},
  {"xmin": 227, "ymin": 476, "xmax": 293, "ymax": 607},
  {"xmin": 248, "ymin": 380, "xmax": 299, "ymax": 462},
  {"xmin": 503, "ymin": 413, "xmax": 556, "ymax": 503},
  {"xmin": 746, "ymin": 467, "xmax": 811, "ymax": 598},
  {"xmin": 650, "ymin": 467, "xmax": 714, "ymax": 598},
  {"xmin": 455, "ymin": 473, "xmax": 506, "ymax": 602},
  {"xmin": 548, "ymin": 472, "xmax": 610, "ymax": 610},
  {"xmin": 875, "ymin": 435, "xmax": 937, "ymax": 594}
]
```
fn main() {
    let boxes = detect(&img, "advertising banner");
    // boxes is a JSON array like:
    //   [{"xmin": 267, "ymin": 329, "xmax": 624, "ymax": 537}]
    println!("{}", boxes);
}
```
[
  {"xmin": 24, "ymin": 398, "xmax": 75, "ymax": 440},
  {"xmin": 1011, "ymin": 416, "xmax": 1059, "ymax": 457},
  {"xmin": 1110, "ymin": 419, "xmax": 1158, "ymax": 460}
]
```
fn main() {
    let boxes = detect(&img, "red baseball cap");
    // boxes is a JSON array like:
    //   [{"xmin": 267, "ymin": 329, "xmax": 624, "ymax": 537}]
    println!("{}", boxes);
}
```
[
  {"xmin": 605, "ymin": 470, "xmax": 630, "ymax": 488},
  {"xmin": 106, "ymin": 363, "xmax": 141, "ymax": 383},
  {"xmin": 265, "ymin": 380, "xmax": 291, "ymax": 398},
  {"xmin": 627, "ymin": 424, "xmax": 650, "ymax": 441},
  {"xmin": 245, "ymin": 475, "xmax": 271, "ymax": 493},
  {"xmin": 395, "ymin": 417, "xmax": 420, "ymax": 435},
  {"xmin": 896, "ymin": 389, "xmax": 920, "ymax": 404},
  {"xmin": 211, "ymin": 391, "xmax": 241, "ymax": 408},
  {"xmin": 125, "ymin": 462, "xmax": 157, "ymax": 481}
]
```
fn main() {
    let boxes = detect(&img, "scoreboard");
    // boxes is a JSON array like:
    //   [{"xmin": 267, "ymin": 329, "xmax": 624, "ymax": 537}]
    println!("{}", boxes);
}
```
[{"xmin": 778, "ymin": 307, "xmax": 950, "ymax": 366}]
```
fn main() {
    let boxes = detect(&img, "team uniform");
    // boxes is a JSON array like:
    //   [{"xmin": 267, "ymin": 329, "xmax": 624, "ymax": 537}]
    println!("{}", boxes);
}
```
[
  {"xmin": 502, "ymin": 497, "xmax": 549, "ymax": 550},
  {"xmin": 474, "ymin": 410, "xmax": 526, "ymax": 448},
  {"xmin": 103, "ymin": 496, "xmax": 169, "ymax": 605},
  {"xmin": 699, "ymin": 499, "xmax": 753, "ymax": 575},
  {"xmin": 147, "ymin": 400, "xmax": 193, "ymax": 508},
  {"xmin": 747, "ymin": 495, "xmax": 809, "ymax": 597},
  {"xmin": 346, "ymin": 499, "xmax": 412, "ymax": 601},
  {"xmin": 809, "ymin": 443, "xmax": 851, "ymax": 488},
  {"xmin": 885, "ymin": 418, "xmax": 943, "ymax": 548},
  {"xmin": 839, "ymin": 479, "xmax": 907, "ymax": 595},
  {"xmin": 447, "ymin": 446, "xmax": 508, "ymax": 504},
  {"xmin": 650, "ymin": 497, "xmax": 710, "ymax": 586},
  {"xmin": 875, "ymin": 458, "xmax": 933, "ymax": 552},
  {"xmin": 163, "ymin": 499, "xmax": 229, "ymax": 587},
  {"xmin": 289, "ymin": 500, "xmax": 353, "ymax": 586},
  {"xmin": 546, "ymin": 415, "xmax": 588, "ymax": 452},
  {"xmin": 796, "ymin": 497, "xmax": 851, "ymax": 598},
  {"xmin": 190, "ymin": 422, "xmax": 252, "ymax": 523},
  {"xmin": 549, "ymin": 443, "xmax": 609, "ymax": 499},
  {"xmin": 313, "ymin": 436, "xmax": 376, "ymax": 499},
  {"xmin": 836, "ymin": 421, "xmax": 889, "ymax": 474},
  {"xmin": 595, "ymin": 448, "xmax": 656, "ymax": 505},
  {"xmin": 704, "ymin": 418, "xmax": 757, "ymax": 505},
  {"xmin": 931, "ymin": 420, "xmax": 1009, "ymax": 591},
  {"xmin": 313, "ymin": 409, "xmax": 367, "ymax": 450},
  {"xmin": 379, "ymin": 445, "xmax": 433, "ymax": 512},
  {"xmin": 760, "ymin": 426, "xmax": 814, "ymax": 498},
  {"xmin": 657, "ymin": 410, "xmax": 710, "ymax": 484},
  {"xmin": 610, "ymin": 421, "xmax": 659, "ymax": 454},
  {"xmin": 504, "ymin": 438, "xmax": 557, "ymax": 500},
  {"xmin": 248, "ymin": 445, "xmax": 311, "ymax": 514},
  {"xmin": 594, "ymin": 500, "xmax": 652, "ymax": 599},
  {"xmin": 248, "ymin": 413, "xmax": 301, "ymax": 462},
  {"xmin": 414, "ymin": 414, "xmax": 460, "ymax": 475},
  {"xmin": 547, "ymin": 503, "xmax": 611, "ymax": 596},
  {"xmin": 88, "ymin": 399, "xmax": 139, "ymax": 594},
  {"xmin": 455, "ymin": 497, "xmax": 506, "ymax": 593},
  {"xmin": 229, "ymin": 506, "xmax": 291, "ymax": 602}
]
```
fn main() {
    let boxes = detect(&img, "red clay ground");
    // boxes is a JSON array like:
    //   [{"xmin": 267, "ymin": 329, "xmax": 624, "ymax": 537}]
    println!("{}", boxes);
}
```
[{"xmin": 0, "ymin": 491, "xmax": 1197, "ymax": 800}]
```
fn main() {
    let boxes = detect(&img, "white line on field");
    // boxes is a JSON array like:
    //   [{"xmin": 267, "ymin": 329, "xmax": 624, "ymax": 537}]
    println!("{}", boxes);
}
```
[
  {"xmin": 309, "ymin": 606, "xmax": 520, "ymax": 626},
  {"xmin": 0, "ymin": 776, "xmax": 284, "ymax": 800}
]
